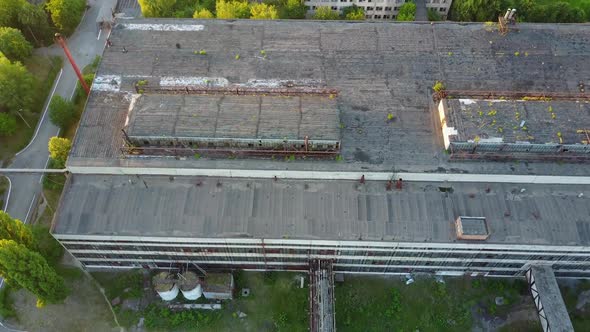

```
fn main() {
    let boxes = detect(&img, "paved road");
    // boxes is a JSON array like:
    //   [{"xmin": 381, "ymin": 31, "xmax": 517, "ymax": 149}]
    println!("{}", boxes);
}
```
[
  {"xmin": 4, "ymin": 0, "xmax": 109, "ymax": 222},
  {"xmin": 0, "ymin": 3, "xmax": 110, "ymax": 329}
]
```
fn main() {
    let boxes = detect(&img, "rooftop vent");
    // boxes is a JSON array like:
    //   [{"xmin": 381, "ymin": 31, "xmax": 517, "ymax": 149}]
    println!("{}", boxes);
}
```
[{"xmin": 455, "ymin": 216, "xmax": 490, "ymax": 240}]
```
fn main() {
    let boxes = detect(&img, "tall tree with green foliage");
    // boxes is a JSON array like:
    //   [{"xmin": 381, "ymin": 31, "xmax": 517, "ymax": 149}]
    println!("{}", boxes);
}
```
[
  {"xmin": 0, "ymin": 53, "xmax": 36, "ymax": 113},
  {"xmin": 18, "ymin": 2, "xmax": 55, "ymax": 46},
  {"xmin": 396, "ymin": 1, "xmax": 416, "ymax": 21},
  {"xmin": 46, "ymin": 0, "xmax": 86, "ymax": 35},
  {"xmin": 0, "ymin": 0, "xmax": 22, "ymax": 28},
  {"xmin": 313, "ymin": 6, "xmax": 339, "ymax": 20},
  {"xmin": 281, "ymin": 0, "xmax": 306, "ymax": 19},
  {"xmin": 193, "ymin": 8, "xmax": 214, "ymax": 18},
  {"xmin": 342, "ymin": 5, "xmax": 364, "ymax": 20},
  {"xmin": 250, "ymin": 3, "xmax": 278, "ymax": 19},
  {"xmin": 138, "ymin": 0, "xmax": 177, "ymax": 17},
  {"xmin": 0, "ymin": 211, "xmax": 33, "ymax": 249},
  {"xmin": 216, "ymin": 0, "xmax": 250, "ymax": 19},
  {"xmin": 48, "ymin": 95, "xmax": 76, "ymax": 130},
  {"xmin": 0, "ymin": 27, "xmax": 32, "ymax": 61},
  {"xmin": 0, "ymin": 240, "xmax": 67, "ymax": 307},
  {"xmin": 48, "ymin": 136, "xmax": 72, "ymax": 168}
]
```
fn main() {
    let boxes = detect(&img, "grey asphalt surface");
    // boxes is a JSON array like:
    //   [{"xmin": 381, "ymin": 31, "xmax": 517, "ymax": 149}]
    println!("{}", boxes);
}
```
[
  {"xmin": 0, "ymin": 1, "xmax": 112, "ymax": 331},
  {"xmin": 5, "ymin": 0, "xmax": 109, "ymax": 222}
]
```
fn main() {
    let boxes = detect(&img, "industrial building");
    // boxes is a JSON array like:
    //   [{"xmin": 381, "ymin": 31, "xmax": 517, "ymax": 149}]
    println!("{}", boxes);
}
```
[{"xmin": 52, "ymin": 19, "xmax": 590, "ymax": 283}]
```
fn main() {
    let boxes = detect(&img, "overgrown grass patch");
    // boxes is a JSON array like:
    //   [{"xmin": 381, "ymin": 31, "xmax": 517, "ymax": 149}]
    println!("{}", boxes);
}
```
[
  {"xmin": 335, "ymin": 275, "xmax": 531, "ymax": 332},
  {"xmin": 91, "ymin": 269, "xmax": 144, "ymax": 301},
  {"xmin": 560, "ymin": 280, "xmax": 590, "ymax": 331},
  {"xmin": 96, "ymin": 270, "xmax": 308, "ymax": 331}
]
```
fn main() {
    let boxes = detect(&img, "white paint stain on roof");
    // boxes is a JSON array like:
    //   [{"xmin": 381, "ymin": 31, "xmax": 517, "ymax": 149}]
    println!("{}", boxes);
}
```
[
  {"xmin": 121, "ymin": 23, "xmax": 205, "ymax": 31},
  {"xmin": 93, "ymin": 75, "xmax": 121, "ymax": 92},
  {"xmin": 459, "ymin": 99, "xmax": 477, "ymax": 105},
  {"xmin": 160, "ymin": 77, "xmax": 229, "ymax": 87},
  {"xmin": 238, "ymin": 79, "xmax": 324, "ymax": 88}
]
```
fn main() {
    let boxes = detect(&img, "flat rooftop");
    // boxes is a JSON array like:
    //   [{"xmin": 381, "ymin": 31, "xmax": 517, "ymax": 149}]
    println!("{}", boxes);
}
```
[
  {"xmin": 52, "ymin": 175, "xmax": 590, "ymax": 246},
  {"xmin": 125, "ymin": 94, "xmax": 339, "ymax": 142},
  {"xmin": 444, "ymin": 99, "xmax": 590, "ymax": 146},
  {"xmin": 68, "ymin": 19, "xmax": 590, "ymax": 176}
]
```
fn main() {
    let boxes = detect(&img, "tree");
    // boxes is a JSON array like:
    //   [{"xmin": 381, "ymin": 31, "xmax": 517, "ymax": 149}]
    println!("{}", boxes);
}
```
[
  {"xmin": 0, "ymin": 54, "xmax": 36, "ymax": 113},
  {"xmin": 193, "ymin": 8, "xmax": 214, "ymax": 18},
  {"xmin": 250, "ymin": 3, "xmax": 278, "ymax": 19},
  {"xmin": 0, "ymin": 113, "xmax": 17, "ymax": 136},
  {"xmin": 396, "ymin": 1, "xmax": 416, "ymax": 21},
  {"xmin": 18, "ymin": 2, "xmax": 55, "ymax": 46},
  {"xmin": 0, "ymin": 240, "xmax": 67, "ymax": 306},
  {"xmin": 313, "ymin": 6, "xmax": 339, "ymax": 20},
  {"xmin": 216, "ymin": 0, "xmax": 250, "ymax": 19},
  {"xmin": 0, "ymin": 0, "xmax": 22, "ymax": 28},
  {"xmin": 0, "ymin": 27, "xmax": 32, "ymax": 61},
  {"xmin": 48, "ymin": 136, "xmax": 71, "ymax": 168},
  {"xmin": 281, "ymin": 0, "xmax": 306, "ymax": 19},
  {"xmin": 138, "ymin": 0, "xmax": 177, "ymax": 17},
  {"xmin": 0, "ymin": 211, "xmax": 33, "ymax": 249},
  {"xmin": 48, "ymin": 95, "xmax": 76, "ymax": 130},
  {"xmin": 342, "ymin": 5, "xmax": 364, "ymax": 20},
  {"xmin": 46, "ymin": 0, "xmax": 86, "ymax": 35}
]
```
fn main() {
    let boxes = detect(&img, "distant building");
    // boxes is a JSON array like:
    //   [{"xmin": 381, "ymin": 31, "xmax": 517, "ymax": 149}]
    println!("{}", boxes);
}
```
[{"xmin": 304, "ymin": 0, "xmax": 452, "ymax": 20}]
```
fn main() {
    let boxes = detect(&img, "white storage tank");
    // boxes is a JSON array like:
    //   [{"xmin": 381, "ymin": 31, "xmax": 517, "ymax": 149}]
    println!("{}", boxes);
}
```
[
  {"xmin": 180, "ymin": 271, "xmax": 202, "ymax": 300},
  {"xmin": 152, "ymin": 272, "xmax": 179, "ymax": 301}
]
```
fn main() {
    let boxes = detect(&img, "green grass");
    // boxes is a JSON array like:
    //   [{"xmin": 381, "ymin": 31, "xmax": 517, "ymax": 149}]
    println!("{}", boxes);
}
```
[
  {"xmin": 0, "ymin": 56, "xmax": 62, "ymax": 165},
  {"xmin": 560, "ymin": 280, "xmax": 590, "ymax": 331},
  {"xmin": 91, "ymin": 269, "xmax": 144, "ymax": 302},
  {"xmin": 335, "ymin": 276, "xmax": 532, "ymax": 332},
  {"xmin": 95, "ymin": 271, "xmax": 308, "ymax": 331},
  {"xmin": 0, "ymin": 285, "xmax": 17, "ymax": 320}
]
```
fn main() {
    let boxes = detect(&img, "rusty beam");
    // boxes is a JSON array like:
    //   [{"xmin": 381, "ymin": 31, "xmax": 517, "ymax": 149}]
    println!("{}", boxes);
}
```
[{"xmin": 445, "ymin": 90, "xmax": 589, "ymax": 101}]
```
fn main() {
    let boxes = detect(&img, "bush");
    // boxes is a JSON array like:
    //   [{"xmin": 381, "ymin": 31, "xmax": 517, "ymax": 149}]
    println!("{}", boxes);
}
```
[
  {"xmin": 250, "ymin": 3, "xmax": 278, "ymax": 19},
  {"xmin": 216, "ymin": 0, "xmax": 250, "ymax": 19},
  {"xmin": 397, "ymin": 1, "xmax": 416, "ymax": 21},
  {"xmin": 0, "ymin": 113, "xmax": 17, "ymax": 136},
  {"xmin": 428, "ymin": 8, "xmax": 442, "ymax": 21},
  {"xmin": 74, "ymin": 73, "xmax": 94, "ymax": 103},
  {"xmin": 313, "ymin": 6, "xmax": 340, "ymax": 20},
  {"xmin": 342, "ymin": 5, "xmax": 364, "ymax": 20},
  {"xmin": 48, "ymin": 95, "xmax": 76, "ymax": 129},
  {"xmin": 433, "ymin": 81, "xmax": 445, "ymax": 92},
  {"xmin": 193, "ymin": 8, "xmax": 214, "ymax": 18},
  {"xmin": 279, "ymin": 0, "xmax": 306, "ymax": 19},
  {"xmin": 0, "ymin": 27, "xmax": 33, "ymax": 61},
  {"xmin": 143, "ymin": 304, "xmax": 221, "ymax": 329}
]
